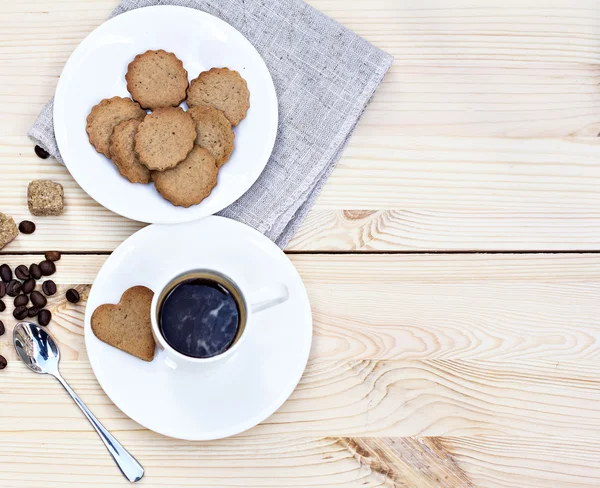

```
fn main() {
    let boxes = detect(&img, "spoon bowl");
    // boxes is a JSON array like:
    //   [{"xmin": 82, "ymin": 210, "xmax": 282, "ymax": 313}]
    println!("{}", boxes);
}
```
[{"xmin": 13, "ymin": 322, "xmax": 60, "ymax": 375}]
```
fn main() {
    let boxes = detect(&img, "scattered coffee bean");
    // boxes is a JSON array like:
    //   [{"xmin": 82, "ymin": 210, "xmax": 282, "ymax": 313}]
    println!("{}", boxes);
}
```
[
  {"xmin": 39, "ymin": 260, "xmax": 56, "ymax": 276},
  {"xmin": 13, "ymin": 305, "xmax": 28, "ymax": 320},
  {"xmin": 42, "ymin": 280, "xmax": 57, "ymax": 296},
  {"xmin": 6, "ymin": 280, "xmax": 21, "ymax": 297},
  {"xmin": 38, "ymin": 309, "xmax": 51, "ymax": 326},
  {"xmin": 27, "ymin": 306, "xmax": 40, "ymax": 318},
  {"xmin": 34, "ymin": 145, "xmax": 50, "ymax": 159},
  {"xmin": 14, "ymin": 294, "xmax": 28, "ymax": 307},
  {"xmin": 22, "ymin": 278, "xmax": 36, "ymax": 295},
  {"xmin": 0, "ymin": 300, "xmax": 4, "ymax": 312},
  {"xmin": 66, "ymin": 288, "xmax": 80, "ymax": 304},
  {"xmin": 45, "ymin": 251, "xmax": 61, "ymax": 262},
  {"xmin": 0, "ymin": 320, "xmax": 4, "ymax": 336},
  {"xmin": 18, "ymin": 220, "xmax": 36, "ymax": 234},
  {"xmin": 29, "ymin": 263, "xmax": 42, "ymax": 280},
  {"xmin": 0, "ymin": 281, "xmax": 5, "ymax": 298},
  {"xmin": 30, "ymin": 290, "xmax": 47, "ymax": 308},
  {"xmin": 0, "ymin": 355, "xmax": 7, "ymax": 370},
  {"xmin": 0, "ymin": 264, "xmax": 12, "ymax": 283},
  {"xmin": 15, "ymin": 264, "xmax": 30, "ymax": 280}
]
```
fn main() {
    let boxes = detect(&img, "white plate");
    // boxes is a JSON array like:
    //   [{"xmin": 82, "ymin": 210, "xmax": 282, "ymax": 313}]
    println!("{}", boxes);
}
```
[
  {"xmin": 84, "ymin": 217, "xmax": 312, "ymax": 440},
  {"xmin": 54, "ymin": 6, "xmax": 278, "ymax": 224}
]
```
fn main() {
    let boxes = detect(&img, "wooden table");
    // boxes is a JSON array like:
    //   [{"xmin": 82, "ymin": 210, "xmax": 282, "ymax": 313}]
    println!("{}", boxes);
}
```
[{"xmin": 1, "ymin": 1, "xmax": 599, "ymax": 486}]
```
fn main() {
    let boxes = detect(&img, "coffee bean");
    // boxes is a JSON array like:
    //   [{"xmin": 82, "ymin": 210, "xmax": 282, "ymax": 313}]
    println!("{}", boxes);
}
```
[
  {"xmin": 15, "ymin": 265, "xmax": 29, "ymax": 280},
  {"xmin": 14, "ymin": 294, "xmax": 28, "ymax": 307},
  {"xmin": 22, "ymin": 278, "xmax": 35, "ymax": 295},
  {"xmin": 66, "ymin": 288, "xmax": 80, "ymax": 304},
  {"xmin": 0, "ymin": 281, "xmax": 5, "ymax": 298},
  {"xmin": 0, "ymin": 320, "xmax": 4, "ymax": 336},
  {"xmin": 34, "ymin": 145, "xmax": 50, "ymax": 159},
  {"xmin": 18, "ymin": 220, "xmax": 36, "ymax": 234},
  {"xmin": 0, "ymin": 264, "xmax": 12, "ymax": 283},
  {"xmin": 30, "ymin": 290, "xmax": 47, "ymax": 308},
  {"xmin": 42, "ymin": 280, "xmax": 57, "ymax": 296},
  {"xmin": 38, "ymin": 309, "xmax": 51, "ymax": 326},
  {"xmin": 13, "ymin": 305, "xmax": 28, "ymax": 320},
  {"xmin": 6, "ymin": 280, "xmax": 21, "ymax": 297},
  {"xmin": 45, "ymin": 251, "xmax": 61, "ymax": 262},
  {"xmin": 0, "ymin": 300, "xmax": 5, "ymax": 313},
  {"xmin": 27, "ymin": 306, "xmax": 40, "ymax": 318},
  {"xmin": 39, "ymin": 260, "xmax": 56, "ymax": 276},
  {"xmin": 29, "ymin": 263, "xmax": 42, "ymax": 280},
  {"xmin": 0, "ymin": 355, "xmax": 7, "ymax": 370}
]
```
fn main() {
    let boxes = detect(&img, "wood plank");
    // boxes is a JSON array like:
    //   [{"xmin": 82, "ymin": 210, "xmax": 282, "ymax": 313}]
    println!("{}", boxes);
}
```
[
  {"xmin": 1, "ymin": 253, "xmax": 600, "ymax": 364},
  {"xmin": 4, "ymin": 0, "xmax": 600, "ymax": 137},
  {"xmin": 2, "ymin": 135, "xmax": 600, "ymax": 252},
  {"xmin": 5, "ymin": 135, "xmax": 600, "ymax": 213},
  {"xmin": 0, "ymin": 255, "xmax": 598, "ymax": 442},
  {"xmin": 3, "ymin": 1, "xmax": 600, "ymax": 252}
]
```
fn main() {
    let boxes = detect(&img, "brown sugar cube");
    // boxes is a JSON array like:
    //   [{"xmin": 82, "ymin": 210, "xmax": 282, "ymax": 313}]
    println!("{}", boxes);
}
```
[
  {"xmin": 0, "ymin": 212, "xmax": 18, "ymax": 250},
  {"xmin": 28, "ymin": 180, "xmax": 64, "ymax": 216}
]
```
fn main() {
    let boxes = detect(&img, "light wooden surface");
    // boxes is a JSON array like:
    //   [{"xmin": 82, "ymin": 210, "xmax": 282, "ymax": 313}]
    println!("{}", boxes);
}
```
[{"xmin": 1, "ymin": 1, "xmax": 599, "ymax": 487}]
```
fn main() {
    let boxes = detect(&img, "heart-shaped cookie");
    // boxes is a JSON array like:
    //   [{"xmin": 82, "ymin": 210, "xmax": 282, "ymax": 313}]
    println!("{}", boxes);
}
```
[{"xmin": 91, "ymin": 286, "xmax": 156, "ymax": 361}]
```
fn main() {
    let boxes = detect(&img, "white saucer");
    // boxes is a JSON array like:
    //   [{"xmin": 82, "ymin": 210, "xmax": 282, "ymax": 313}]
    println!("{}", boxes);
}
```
[
  {"xmin": 84, "ymin": 217, "xmax": 312, "ymax": 440},
  {"xmin": 54, "ymin": 6, "xmax": 278, "ymax": 224}
]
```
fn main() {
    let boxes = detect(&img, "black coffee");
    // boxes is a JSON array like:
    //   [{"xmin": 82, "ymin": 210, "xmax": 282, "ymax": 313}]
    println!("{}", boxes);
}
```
[{"xmin": 159, "ymin": 278, "xmax": 241, "ymax": 358}]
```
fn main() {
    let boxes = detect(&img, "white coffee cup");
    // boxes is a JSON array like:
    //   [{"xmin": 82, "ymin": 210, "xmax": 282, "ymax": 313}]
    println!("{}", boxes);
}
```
[{"xmin": 150, "ymin": 269, "xmax": 289, "ymax": 369}]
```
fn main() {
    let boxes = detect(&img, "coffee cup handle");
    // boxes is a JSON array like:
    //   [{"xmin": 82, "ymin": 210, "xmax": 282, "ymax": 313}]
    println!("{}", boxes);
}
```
[{"xmin": 249, "ymin": 283, "xmax": 289, "ymax": 313}]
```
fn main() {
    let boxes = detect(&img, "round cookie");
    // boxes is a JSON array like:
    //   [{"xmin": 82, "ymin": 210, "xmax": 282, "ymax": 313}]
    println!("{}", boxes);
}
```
[
  {"xmin": 187, "ymin": 68, "xmax": 250, "ymax": 126},
  {"xmin": 188, "ymin": 106, "xmax": 235, "ymax": 167},
  {"xmin": 126, "ymin": 50, "xmax": 189, "ymax": 110},
  {"xmin": 134, "ymin": 107, "xmax": 196, "ymax": 171},
  {"xmin": 109, "ymin": 119, "xmax": 151, "ymax": 184},
  {"xmin": 86, "ymin": 97, "xmax": 146, "ymax": 158},
  {"xmin": 152, "ymin": 146, "xmax": 218, "ymax": 208}
]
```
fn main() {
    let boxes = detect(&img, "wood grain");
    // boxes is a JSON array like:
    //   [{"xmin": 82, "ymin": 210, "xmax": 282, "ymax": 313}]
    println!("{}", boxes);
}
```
[
  {"xmin": 289, "ymin": 207, "xmax": 600, "ymax": 251},
  {"xmin": 1, "ymin": 433, "xmax": 596, "ymax": 487},
  {"xmin": 337, "ymin": 437, "xmax": 474, "ymax": 488},
  {"xmin": 0, "ymin": 430, "xmax": 409, "ymax": 487},
  {"xmin": 443, "ymin": 436, "xmax": 600, "ymax": 488},
  {"xmin": 1, "ymin": 358, "xmax": 599, "ymax": 439},
  {"xmin": 0, "ymin": 255, "xmax": 598, "ymax": 444}
]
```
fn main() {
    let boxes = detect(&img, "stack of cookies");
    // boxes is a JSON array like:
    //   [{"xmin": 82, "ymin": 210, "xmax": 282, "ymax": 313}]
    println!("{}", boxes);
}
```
[{"xmin": 86, "ymin": 50, "xmax": 250, "ymax": 207}]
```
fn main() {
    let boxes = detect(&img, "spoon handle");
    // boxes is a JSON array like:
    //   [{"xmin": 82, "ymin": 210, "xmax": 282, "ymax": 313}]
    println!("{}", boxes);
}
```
[{"xmin": 54, "ymin": 372, "xmax": 144, "ymax": 482}]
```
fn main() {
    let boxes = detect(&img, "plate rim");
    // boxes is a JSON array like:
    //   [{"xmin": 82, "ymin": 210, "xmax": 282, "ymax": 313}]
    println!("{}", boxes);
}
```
[
  {"xmin": 54, "ymin": 5, "xmax": 278, "ymax": 224},
  {"xmin": 83, "ymin": 216, "xmax": 313, "ymax": 440}
]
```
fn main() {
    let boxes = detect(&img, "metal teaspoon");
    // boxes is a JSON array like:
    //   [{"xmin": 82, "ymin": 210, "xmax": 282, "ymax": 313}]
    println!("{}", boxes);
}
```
[{"xmin": 13, "ymin": 322, "xmax": 144, "ymax": 482}]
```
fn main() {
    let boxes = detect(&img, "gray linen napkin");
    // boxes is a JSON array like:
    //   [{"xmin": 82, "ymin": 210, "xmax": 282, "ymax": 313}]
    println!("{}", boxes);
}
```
[{"xmin": 29, "ymin": 0, "xmax": 392, "ymax": 248}]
